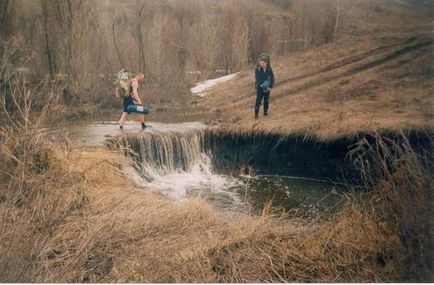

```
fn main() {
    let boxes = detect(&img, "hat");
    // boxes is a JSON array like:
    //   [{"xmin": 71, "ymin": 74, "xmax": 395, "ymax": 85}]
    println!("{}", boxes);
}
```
[{"xmin": 257, "ymin": 54, "xmax": 272, "ymax": 68}]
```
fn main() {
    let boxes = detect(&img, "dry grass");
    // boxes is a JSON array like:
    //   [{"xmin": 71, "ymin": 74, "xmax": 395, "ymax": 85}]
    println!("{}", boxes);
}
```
[
  {"xmin": 0, "ymin": 119, "xmax": 431, "ymax": 282},
  {"xmin": 200, "ymin": 23, "xmax": 433, "ymax": 141}
]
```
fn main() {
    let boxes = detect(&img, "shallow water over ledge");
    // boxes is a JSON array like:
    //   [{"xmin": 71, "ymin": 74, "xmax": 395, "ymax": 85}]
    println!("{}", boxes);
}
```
[{"xmin": 45, "ymin": 121, "xmax": 208, "ymax": 146}]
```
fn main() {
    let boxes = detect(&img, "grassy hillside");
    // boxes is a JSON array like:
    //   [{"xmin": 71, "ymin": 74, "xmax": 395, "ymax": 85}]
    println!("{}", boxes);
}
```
[{"xmin": 198, "ymin": 0, "xmax": 433, "ymax": 140}]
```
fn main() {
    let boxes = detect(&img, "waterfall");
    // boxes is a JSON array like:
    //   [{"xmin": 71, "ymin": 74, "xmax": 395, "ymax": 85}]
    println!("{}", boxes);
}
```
[
  {"xmin": 105, "ymin": 123, "xmax": 351, "ymax": 213},
  {"xmin": 114, "ymin": 129, "xmax": 207, "ymax": 181},
  {"xmin": 108, "ymin": 127, "xmax": 243, "ymax": 209}
]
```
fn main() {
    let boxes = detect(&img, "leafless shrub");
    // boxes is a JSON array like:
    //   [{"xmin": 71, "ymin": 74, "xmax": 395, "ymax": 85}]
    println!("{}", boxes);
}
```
[
  {"xmin": 348, "ymin": 132, "xmax": 432, "ymax": 280},
  {"xmin": 1, "ymin": 0, "xmax": 344, "ymax": 98}
]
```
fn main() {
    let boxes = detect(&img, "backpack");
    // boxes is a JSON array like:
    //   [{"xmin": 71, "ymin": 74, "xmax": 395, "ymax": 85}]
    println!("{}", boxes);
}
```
[{"xmin": 115, "ymin": 69, "xmax": 132, "ymax": 98}]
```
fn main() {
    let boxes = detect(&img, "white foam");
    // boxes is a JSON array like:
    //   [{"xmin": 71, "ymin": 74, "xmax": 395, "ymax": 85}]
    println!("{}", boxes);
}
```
[
  {"xmin": 190, "ymin": 72, "xmax": 239, "ymax": 97},
  {"xmin": 124, "ymin": 153, "xmax": 244, "ymax": 210}
]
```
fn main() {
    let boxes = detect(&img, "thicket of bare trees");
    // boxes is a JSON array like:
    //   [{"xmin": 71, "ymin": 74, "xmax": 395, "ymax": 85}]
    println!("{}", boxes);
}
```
[{"xmin": 0, "ymin": 0, "xmax": 344, "ymax": 108}]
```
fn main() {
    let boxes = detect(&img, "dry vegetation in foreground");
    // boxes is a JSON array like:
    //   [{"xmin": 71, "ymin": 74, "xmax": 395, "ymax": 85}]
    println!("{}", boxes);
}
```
[
  {"xmin": 0, "ymin": 132, "xmax": 432, "ymax": 282},
  {"xmin": 0, "ymin": 79, "xmax": 432, "ymax": 282}
]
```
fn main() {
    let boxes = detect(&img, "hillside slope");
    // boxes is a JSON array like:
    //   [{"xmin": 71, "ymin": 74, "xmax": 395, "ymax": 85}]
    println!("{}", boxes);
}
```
[{"xmin": 198, "ymin": 1, "xmax": 433, "ymax": 140}]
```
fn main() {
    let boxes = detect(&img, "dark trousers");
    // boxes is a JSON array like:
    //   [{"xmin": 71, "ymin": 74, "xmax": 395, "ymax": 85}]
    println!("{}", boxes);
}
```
[{"xmin": 255, "ymin": 89, "xmax": 270, "ymax": 115}]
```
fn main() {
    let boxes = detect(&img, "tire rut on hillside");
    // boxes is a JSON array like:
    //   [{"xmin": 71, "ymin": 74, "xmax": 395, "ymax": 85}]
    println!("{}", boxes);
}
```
[
  {"xmin": 278, "ymin": 39, "xmax": 414, "ymax": 85},
  {"xmin": 266, "ymin": 37, "xmax": 433, "ymax": 101}
]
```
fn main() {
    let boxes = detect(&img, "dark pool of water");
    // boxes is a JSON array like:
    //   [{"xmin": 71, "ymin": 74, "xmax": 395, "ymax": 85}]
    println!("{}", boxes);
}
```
[
  {"xmin": 237, "ymin": 175, "xmax": 344, "ymax": 215},
  {"xmin": 127, "ymin": 162, "xmax": 344, "ymax": 216}
]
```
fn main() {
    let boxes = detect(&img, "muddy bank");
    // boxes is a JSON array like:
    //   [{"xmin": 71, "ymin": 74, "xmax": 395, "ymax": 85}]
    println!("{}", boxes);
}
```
[
  {"xmin": 108, "ymin": 124, "xmax": 432, "ymax": 186},
  {"xmin": 204, "ymin": 129, "xmax": 432, "ymax": 184}
]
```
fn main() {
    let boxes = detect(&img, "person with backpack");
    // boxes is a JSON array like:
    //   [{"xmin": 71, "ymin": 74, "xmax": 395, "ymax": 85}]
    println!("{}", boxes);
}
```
[
  {"xmin": 115, "ymin": 69, "xmax": 147, "ymax": 129},
  {"xmin": 254, "ymin": 54, "xmax": 275, "ymax": 119}
]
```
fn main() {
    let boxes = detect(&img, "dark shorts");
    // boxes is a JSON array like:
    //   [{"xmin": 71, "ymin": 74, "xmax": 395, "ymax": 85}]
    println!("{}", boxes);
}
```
[{"xmin": 123, "ymin": 96, "xmax": 135, "ymax": 113}]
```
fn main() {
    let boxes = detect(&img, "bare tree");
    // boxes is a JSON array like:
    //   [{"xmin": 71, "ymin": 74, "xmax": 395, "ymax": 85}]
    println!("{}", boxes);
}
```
[
  {"xmin": 136, "ymin": 0, "xmax": 146, "ymax": 72},
  {"xmin": 334, "ymin": 0, "xmax": 341, "ymax": 39},
  {"xmin": 40, "ymin": 0, "xmax": 55, "ymax": 78},
  {"xmin": 1, "ymin": 0, "xmax": 346, "ymax": 102},
  {"xmin": 112, "ymin": 20, "xmax": 123, "ymax": 68}
]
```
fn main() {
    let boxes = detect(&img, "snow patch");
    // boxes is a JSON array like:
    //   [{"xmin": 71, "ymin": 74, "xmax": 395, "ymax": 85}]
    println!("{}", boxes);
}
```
[{"xmin": 190, "ymin": 72, "xmax": 239, "ymax": 97}]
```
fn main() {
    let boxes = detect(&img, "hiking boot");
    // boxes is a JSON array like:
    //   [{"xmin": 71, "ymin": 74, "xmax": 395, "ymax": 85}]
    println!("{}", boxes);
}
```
[
  {"xmin": 254, "ymin": 114, "xmax": 259, "ymax": 120},
  {"xmin": 264, "ymin": 112, "xmax": 268, "ymax": 116},
  {"xmin": 141, "ymin": 122, "xmax": 147, "ymax": 130}
]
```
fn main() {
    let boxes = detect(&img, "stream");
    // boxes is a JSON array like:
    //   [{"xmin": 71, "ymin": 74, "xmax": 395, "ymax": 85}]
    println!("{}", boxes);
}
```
[{"xmin": 46, "ymin": 121, "xmax": 345, "ymax": 215}]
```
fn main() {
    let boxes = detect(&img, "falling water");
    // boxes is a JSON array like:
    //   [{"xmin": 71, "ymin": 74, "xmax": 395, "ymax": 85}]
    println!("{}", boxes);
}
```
[
  {"xmin": 106, "ymin": 123, "xmax": 343, "ymax": 214},
  {"xmin": 115, "ymin": 129, "xmax": 207, "ymax": 180},
  {"xmin": 111, "ymin": 128, "xmax": 244, "ymax": 210}
]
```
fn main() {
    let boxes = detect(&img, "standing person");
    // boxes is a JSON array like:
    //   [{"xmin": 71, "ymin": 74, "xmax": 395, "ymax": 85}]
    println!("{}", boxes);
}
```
[
  {"xmin": 115, "ymin": 69, "xmax": 146, "ymax": 129},
  {"xmin": 254, "ymin": 54, "xmax": 275, "ymax": 119}
]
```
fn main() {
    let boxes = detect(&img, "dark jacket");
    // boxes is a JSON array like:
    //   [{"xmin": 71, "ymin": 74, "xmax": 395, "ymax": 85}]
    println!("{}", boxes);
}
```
[{"xmin": 255, "ymin": 66, "xmax": 275, "ymax": 90}]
